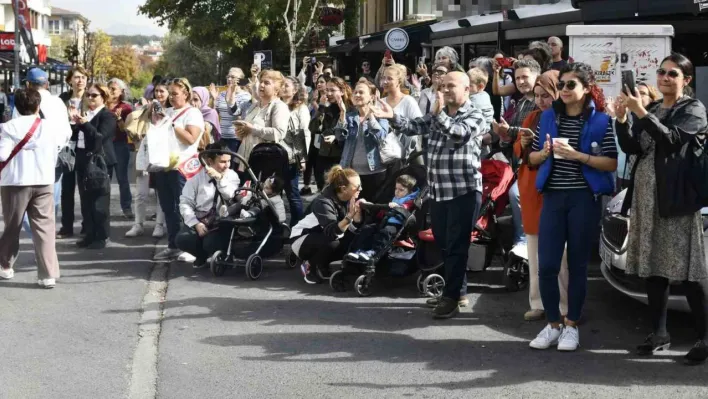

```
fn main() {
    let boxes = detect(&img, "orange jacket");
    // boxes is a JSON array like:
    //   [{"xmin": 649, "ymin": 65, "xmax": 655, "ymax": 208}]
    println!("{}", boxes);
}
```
[{"xmin": 513, "ymin": 110, "xmax": 543, "ymax": 235}]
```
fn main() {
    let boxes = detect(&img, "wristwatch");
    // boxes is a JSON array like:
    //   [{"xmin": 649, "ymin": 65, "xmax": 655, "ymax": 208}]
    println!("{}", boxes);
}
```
[{"xmin": 345, "ymin": 215, "xmax": 354, "ymax": 223}]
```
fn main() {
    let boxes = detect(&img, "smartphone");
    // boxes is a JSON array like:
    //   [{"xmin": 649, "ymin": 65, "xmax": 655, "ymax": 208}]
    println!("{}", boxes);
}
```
[
  {"xmin": 384, "ymin": 50, "xmax": 393, "ymax": 64},
  {"xmin": 622, "ymin": 70, "xmax": 636, "ymax": 96},
  {"xmin": 310, "ymin": 56, "xmax": 316, "ymax": 65},
  {"xmin": 253, "ymin": 53, "xmax": 262, "ymax": 70},
  {"xmin": 418, "ymin": 56, "xmax": 426, "ymax": 67}
]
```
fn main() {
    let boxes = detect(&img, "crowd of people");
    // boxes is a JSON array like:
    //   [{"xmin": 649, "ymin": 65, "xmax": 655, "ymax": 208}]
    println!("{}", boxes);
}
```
[{"xmin": 0, "ymin": 35, "xmax": 707, "ymax": 364}]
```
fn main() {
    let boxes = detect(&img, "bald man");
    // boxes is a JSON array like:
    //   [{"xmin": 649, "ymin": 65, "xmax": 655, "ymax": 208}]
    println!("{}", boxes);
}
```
[
  {"xmin": 374, "ymin": 71, "xmax": 485, "ymax": 319},
  {"xmin": 548, "ymin": 36, "xmax": 570, "ymax": 71}
]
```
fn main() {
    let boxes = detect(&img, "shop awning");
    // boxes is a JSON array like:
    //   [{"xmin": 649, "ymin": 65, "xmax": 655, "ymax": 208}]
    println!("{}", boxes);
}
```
[
  {"xmin": 327, "ymin": 42, "xmax": 358, "ymax": 54},
  {"xmin": 334, "ymin": 19, "xmax": 437, "ymax": 54},
  {"xmin": 459, "ymin": 12, "xmax": 505, "ymax": 28},
  {"xmin": 429, "ymin": 19, "xmax": 462, "ymax": 33},
  {"xmin": 360, "ymin": 40, "xmax": 387, "ymax": 53},
  {"xmin": 509, "ymin": 0, "xmax": 577, "ymax": 19}
]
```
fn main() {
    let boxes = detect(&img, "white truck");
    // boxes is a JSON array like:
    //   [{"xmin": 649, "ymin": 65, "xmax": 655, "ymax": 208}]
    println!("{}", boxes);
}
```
[{"xmin": 566, "ymin": 25, "xmax": 674, "ymax": 99}]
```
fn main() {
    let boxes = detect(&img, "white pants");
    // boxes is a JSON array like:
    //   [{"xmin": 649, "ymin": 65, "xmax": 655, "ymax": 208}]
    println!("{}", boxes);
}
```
[
  {"xmin": 527, "ymin": 234, "xmax": 569, "ymax": 315},
  {"xmin": 134, "ymin": 171, "xmax": 165, "ymax": 226}
]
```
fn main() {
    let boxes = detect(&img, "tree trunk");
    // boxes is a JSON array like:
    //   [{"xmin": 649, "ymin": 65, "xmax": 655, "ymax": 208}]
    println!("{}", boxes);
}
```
[
  {"xmin": 344, "ymin": 0, "xmax": 359, "ymax": 38},
  {"xmin": 290, "ymin": 44, "xmax": 297, "ymax": 77}
]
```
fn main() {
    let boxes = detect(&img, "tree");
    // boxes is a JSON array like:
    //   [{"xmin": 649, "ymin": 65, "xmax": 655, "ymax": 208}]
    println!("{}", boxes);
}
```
[
  {"xmin": 283, "ymin": 0, "xmax": 321, "ymax": 76},
  {"xmin": 82, "ymin": 24, "xmax": 112, "ymax": 82},
  {"xmin": 106, "ymin": 46, "xmax": 139, "ymax": 83},
  {"xmin": 156, "ymin": 33, "xmax": 218, "ymax": 85},
  {"xmin": 343, "ymin": 0, "xmax": 359, "ymax": 38},
  {"xmin": 49, "ymin": 34, "xmax": 74, "ymax": 62}
]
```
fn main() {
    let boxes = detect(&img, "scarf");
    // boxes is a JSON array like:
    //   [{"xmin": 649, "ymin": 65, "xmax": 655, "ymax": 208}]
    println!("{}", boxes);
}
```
[{"xmin": 192, "ymin": 86, "xmax": 221, "ymax": 137}]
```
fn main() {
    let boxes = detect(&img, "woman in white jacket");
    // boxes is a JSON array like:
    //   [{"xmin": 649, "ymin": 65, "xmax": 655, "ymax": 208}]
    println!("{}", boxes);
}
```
[
  {"xmin": 176, "ymin": 142, "xmax": 240, "ymax": 269},
  {"xmin": 0, "ymin": 89, "xmax": 72, "ymax": 288}
]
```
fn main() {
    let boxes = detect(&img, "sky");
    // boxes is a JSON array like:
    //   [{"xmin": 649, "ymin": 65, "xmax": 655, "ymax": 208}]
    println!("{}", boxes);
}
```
[{"xmin": 50, "ymin": 0, "xmax": 168, "ymax": 36}]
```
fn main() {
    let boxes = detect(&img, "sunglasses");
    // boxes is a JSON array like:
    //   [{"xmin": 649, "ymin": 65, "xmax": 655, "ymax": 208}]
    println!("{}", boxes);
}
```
[
  {"xmin": 85, "ymin": 93, "xmax": 101, "ymax": 99},
  {"xmin": 557, "ymin": 80, "xmax": 579, "ymax": 91},
  {"xmin": 657, "ymin": 68, "xmax": 681, "ymax": 78}
]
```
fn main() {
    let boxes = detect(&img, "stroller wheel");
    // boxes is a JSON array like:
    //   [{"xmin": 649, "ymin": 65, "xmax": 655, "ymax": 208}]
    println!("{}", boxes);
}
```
[
  {"xmin": 329, "ymin": 270, "xmax": 347, "ymax": 292},
  {"xmin": 354, "ymin": 274, "xmax": 372, "ymax": 297},
  {"xmin": 422, "ymin": 274, "xmax": 445, "ymax": 298},
  {"xmin": 245, "ymin": 254, "xmax": 263, "ymax": 280},
  {"xmin": 416, "ymin": 273, "xmax": 427, "ymax": 295},
  {"xmin": 210, "ymin": 250, "xmax": 226, "ymax": 277},
  {"xmin": 286, "ymin": 248, "xmax": 299, "ymax": 269},
  {"xmin": 503, "ymin": 257, "xmax": 529, "ymax": 292}
]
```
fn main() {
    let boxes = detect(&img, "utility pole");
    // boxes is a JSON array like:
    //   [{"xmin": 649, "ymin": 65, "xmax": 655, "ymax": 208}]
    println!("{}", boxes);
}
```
[{"xmin": 13, "ymin": 0, "xmax": 20, "ymax": 90}]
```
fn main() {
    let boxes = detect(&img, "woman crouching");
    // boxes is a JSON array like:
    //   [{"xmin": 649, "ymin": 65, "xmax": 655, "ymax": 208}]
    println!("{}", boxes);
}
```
[{"xmin": 176, "ymin": 142, "xmax": 240, "ymax": 268}]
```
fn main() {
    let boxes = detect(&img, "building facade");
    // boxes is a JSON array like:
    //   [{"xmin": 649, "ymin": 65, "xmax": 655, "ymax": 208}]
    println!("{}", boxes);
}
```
[{"xmin": 48, "ymin": 6, "xmax": 88, "ymax": 61}]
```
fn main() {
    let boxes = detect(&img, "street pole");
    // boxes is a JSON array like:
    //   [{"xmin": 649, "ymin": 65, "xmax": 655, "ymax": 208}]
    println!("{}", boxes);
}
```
[{"xmin": 13, "ymin": 0, "xmax": 20, "ymax": 90}]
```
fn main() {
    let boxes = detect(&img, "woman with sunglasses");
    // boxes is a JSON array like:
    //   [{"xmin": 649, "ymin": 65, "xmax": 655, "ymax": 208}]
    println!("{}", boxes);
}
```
[
  {"xmin": 615, "ymin": 53, "xmax": 708, "ymax": 365},
  {"xmin": 418, "ymin": 63, "xmax": 447, "ymax": 115},
  {"xmin": 295, "ymin": 165, "xmax": 363, "ymax": 284},
  {"xmin": 528, "ymin": 62, "xmax": 617, "ymax": 351},
  {"xmin": 153, "ymin": 78, "xmax": 205, "ymax": 262},
  {"xmin": 68, "ymin": 84, "xmax": 118, "ymax": 250}
]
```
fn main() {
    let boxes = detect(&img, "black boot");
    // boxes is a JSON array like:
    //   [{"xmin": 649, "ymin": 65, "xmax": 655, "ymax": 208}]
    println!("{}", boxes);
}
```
[
  {"xmin": 684, "ymin": 341, "xmax": 708, "ymax": 366},
  {"xmin": 636, "ymin": 333, "xmax": 671, "ymax": 356}
]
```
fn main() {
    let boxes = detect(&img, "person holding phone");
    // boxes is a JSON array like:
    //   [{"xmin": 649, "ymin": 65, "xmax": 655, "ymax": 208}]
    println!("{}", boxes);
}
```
[
  {"xmin": 513, "ymin": 70, "xmax": 569, "ymax": 322},
  {"xmin": 615, "ymin": 53, "xmax": 708, "ymax": 365},
  {"xmin": 310, "ymin": 77, "xmax": 352, "ymax": 190},
  {"xmin": 234, "ymin": 70, "xmax": 289, "ymax": 175},
  {"xmin": 208, "ymin": 67, "xmax": 252, "ymax": 154},
  {"xmin": 528, "ymin": 63, "xmax": 617, "ymax": 351}
]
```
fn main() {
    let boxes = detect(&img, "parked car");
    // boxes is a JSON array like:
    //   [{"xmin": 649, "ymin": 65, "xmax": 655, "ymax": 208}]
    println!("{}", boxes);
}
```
[{"xmin": 599, "ymin": 189, "xmax": 708, "ymax": 312}]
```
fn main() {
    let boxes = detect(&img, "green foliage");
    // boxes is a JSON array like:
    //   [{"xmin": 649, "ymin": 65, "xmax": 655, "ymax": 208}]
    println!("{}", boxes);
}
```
[
  {"xmin": 110, "ymin": 35, "xmax": 162, "ymax": 47},
  {"xmin": 343, "ymin": 0, "xmax": 359, "ymax": 38},
  {"xmin": 155, "ymin": 33, "xmax": 218, "ymax": 86}
]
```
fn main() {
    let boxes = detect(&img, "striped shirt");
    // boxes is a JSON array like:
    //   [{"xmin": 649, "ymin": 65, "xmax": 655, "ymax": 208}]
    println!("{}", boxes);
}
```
[
  {"xmin": 392, "ymin": 100, "xmax": 485, "ymax": 201},
  {"xmin": 532, "ymin": 114, "xmax": 617, "ymax": 191},
  {"xmin": 215, "ymin": 91, "xmax": 252, "ymax": 139}
]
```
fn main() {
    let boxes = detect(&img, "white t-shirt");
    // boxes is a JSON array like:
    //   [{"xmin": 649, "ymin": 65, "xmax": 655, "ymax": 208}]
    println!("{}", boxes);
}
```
[{"xmin": 165, "ymin": 106, "xmax": 204, "ymax": 163}]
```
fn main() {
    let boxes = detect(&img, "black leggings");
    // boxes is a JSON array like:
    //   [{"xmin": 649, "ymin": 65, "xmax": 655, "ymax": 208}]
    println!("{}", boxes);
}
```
[
  {"xmin": 302, "ymin": 142, "xmax": 319, "ymax": 187},
  {"xmin": 646, "ymin": 276, "xmax": 708, "ymax": 341}
]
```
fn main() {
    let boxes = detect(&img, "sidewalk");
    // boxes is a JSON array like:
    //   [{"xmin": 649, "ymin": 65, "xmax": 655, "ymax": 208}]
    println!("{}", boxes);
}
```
[{"xmin": 0, "ymin": 184, "xmax": 162, "ymax": 399}]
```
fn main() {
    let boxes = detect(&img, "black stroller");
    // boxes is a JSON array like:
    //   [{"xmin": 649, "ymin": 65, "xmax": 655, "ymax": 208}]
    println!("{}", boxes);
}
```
[
  {"xmin": 205, "ymin": 143, "xmax": 291, "ymax": 279},
  {"xmin": 328, "ymin": 161, "xmax": 431, "ymax": 296}
]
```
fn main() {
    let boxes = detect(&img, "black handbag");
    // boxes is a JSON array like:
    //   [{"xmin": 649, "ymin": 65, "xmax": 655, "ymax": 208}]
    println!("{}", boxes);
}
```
[{"xmin": 84, "ymin": 152, "xmax": 110, "ymax": 195}]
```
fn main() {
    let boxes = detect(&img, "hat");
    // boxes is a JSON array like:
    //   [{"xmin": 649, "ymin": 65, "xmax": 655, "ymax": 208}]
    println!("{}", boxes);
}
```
[{"xmin": 25, "ymin": 68, "xmax": 48, "ymax": 85}]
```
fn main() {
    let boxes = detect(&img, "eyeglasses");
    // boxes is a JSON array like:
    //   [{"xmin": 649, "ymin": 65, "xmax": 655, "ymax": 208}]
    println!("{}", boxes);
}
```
[
  {"xmin": 352, "ymin": 184, "xmax": 362, "ymax": 192},
  {"xmin": 557, "ymin": 80, "xmax": 579, "ymax": 91},
  {"xmin": 85, "ymin": 93, "xmax": 100, "ymax": 99},
  {"xmin": 657, "ymin": 68, "xmax": 681, "ymax": 78},
  {"xmin": 433, "ymin": 69, "xmax": 447, "ymax": 75}
]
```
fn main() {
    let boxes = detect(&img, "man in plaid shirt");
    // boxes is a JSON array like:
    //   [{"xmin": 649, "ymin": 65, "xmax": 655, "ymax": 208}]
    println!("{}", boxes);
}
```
[{"xmin": 374, "ymin": 71, "xmax": 486, "ymax": 319}]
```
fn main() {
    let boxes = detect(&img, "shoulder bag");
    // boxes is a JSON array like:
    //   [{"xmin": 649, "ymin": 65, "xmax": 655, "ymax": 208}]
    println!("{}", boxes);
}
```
[{"xmin": 281, "ymin": 115, "xmax": 307, "ymax": 164}]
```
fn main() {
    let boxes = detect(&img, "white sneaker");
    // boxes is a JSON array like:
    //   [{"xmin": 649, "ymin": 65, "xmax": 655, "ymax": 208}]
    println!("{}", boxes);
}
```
[
  {"xmin": 0, "ymin": 267, "xmax": 14, "ymax": 279},
  {"xmin": 177, "ymin": 252, "xmax": 196, "ymax": 263},
  {"xmin": 529, "ymin": 324, "xmax": 563, "ymax": 350},
  {"xmin": 125, "ymin": 224, "xmax": 144, "ymax": 237},
  {"xmin": 154, "ymin": 248, "xmax": 181, "ymax": 261},
  {"xmin": 152, "ymin": 224, "xmax": 166, "ymax": 238},
  {"xmin": 38, "ymin": 278, "xmax": 56, "ymax": 288},
  {"xmin": 557, "ymin": 325, "xmax": 580, "ymax": 351}
]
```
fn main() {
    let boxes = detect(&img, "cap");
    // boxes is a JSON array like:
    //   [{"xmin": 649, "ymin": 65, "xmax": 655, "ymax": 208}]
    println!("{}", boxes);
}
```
[{"xmin": 25, "ymin": 68, "xmax": 48, "ymax": 85}]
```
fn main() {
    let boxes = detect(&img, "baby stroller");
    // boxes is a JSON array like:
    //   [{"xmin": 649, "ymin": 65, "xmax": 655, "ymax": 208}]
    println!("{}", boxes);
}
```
[
  {"xmin": 416, "ymin": 157, "xmax": 518, "ymax": 297},
  {"xmin": 328, "ymin": 160, "xmax": 431, "ymax": 296},
  {"xmin": 206, "ymin": 143, "xmax": 291, "ymax": 279}
]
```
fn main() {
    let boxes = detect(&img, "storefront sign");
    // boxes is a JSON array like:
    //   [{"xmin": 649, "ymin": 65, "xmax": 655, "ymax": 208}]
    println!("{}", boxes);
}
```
[
  {"xmin": 0, "ymin": 32, "xmax": 15, "ymax": 51},
  {"xmin": 384, "ymin": 28, "xmax": 409, "ymax": 53},
  {"xmin": 253, "ymin": 50, "xmax": 273, "ymax": 70}
]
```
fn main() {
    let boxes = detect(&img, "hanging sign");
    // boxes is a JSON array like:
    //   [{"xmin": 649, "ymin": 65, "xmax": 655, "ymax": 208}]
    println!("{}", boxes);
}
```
[{"xmin": 384, "ymin": 28, "xmax": 409, "ymax": 53}]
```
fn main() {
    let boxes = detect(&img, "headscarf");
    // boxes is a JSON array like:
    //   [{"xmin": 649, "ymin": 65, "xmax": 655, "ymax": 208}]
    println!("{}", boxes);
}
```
[
  {"xmin": 192, "ymin": 86, "xmax": 221, "ymax": 136},
  {"xmin": 535, "ymin": 70, "xmax": 560, "ymax": 100}
]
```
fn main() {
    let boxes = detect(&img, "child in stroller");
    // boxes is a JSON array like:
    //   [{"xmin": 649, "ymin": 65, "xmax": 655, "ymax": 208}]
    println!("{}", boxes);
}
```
[
  {"xmin": 229, "ymin": 176, "xmax": 287, "ymax": 228},
  {"xmin": 345, "ymin": 174, "xmax": 418, "ymax": 263}
]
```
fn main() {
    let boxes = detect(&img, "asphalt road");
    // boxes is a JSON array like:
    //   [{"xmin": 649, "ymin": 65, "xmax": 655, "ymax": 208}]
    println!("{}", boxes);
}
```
[{"xmin": 2, "ymin": 182, "xmax": 707, "ymax": 399}]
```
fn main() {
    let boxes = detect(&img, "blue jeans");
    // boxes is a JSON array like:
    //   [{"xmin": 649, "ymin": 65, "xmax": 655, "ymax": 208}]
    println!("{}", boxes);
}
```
[
  {"xmin": 284, "ymin": 164, "xmax": 304, "ymax": 227},
  {"xmin": 431, "ymin": 191, "xmax": 482, "ymax": 300},
  {"xmin": 154, "ymin": 170, "xmax": 186, "ymax": 249},
  {"xmin": 22, "ymin": 178, "xmax": 62, "ymax": 238},
  {"xmin": 538, "ymin": 189, "xmax": 601, "ymax": 323},
  {"xmin": 110, "ymin": 141, "xmax": 133, "ymax": 211},
  {"xmin": 509, "ymin": 181, "xmax": 526, "ymax": 245}
]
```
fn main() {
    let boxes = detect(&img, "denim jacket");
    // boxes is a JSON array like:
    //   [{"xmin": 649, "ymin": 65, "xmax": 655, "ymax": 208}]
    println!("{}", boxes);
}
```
[{"xmin": 338, "ymin": 111, "xmax": 390, "ymax": 173}]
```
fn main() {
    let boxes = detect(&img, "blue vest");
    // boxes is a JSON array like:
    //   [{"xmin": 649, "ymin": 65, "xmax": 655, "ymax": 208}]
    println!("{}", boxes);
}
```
[{"xmin": 535, "ymin": 104, "xmax": 615, "ymax": 195}]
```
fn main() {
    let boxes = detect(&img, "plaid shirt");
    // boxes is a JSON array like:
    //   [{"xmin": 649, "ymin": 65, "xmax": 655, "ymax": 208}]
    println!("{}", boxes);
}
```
[{"xmin": 392, "ymin": 100, "xmax": 485, "ymax": 202}]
